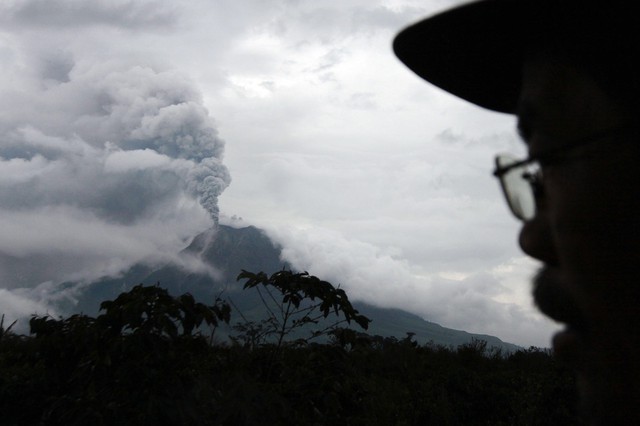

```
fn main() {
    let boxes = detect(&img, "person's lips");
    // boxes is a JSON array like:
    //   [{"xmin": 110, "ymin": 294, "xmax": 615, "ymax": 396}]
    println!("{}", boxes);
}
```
[
  {"xmin": 533, "ymin": 267, "xmax": 586, "ymax": 364},
  {"xmin": 533, "ymin": 267, "xmax": 584, "ymax": 327}
]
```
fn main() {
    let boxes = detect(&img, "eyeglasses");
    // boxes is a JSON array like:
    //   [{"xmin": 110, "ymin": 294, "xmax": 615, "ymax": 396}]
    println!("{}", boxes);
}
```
[{"xmin": 492, "ymin": 125, "xmax": 633, "ymax": 221}]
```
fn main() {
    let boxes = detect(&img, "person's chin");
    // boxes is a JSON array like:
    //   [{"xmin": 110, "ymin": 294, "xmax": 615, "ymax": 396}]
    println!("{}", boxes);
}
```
[
  {"xmin": 533, "ymin": 267, "xmax": 640, "ymax": 425},
  {"xmin": 532, "ymin": 268, "xmax": 590, "ymax": 416}
]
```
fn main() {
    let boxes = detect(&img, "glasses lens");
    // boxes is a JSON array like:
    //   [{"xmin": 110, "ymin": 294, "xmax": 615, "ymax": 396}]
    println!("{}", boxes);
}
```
[{"xmin": 496, "ymin": 155, "xmax": 536, "ymax": 220}]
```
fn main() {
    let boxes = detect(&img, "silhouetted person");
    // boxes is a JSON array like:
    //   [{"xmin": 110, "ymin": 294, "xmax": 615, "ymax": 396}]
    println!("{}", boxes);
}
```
[{"xmin": 394, "ymin": 1, "xmax": 640, "ymax": 424}]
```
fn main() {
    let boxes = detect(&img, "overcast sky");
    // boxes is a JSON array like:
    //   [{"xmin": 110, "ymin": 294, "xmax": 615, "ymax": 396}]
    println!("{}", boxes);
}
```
[{"xmin": 0, "ymin": 0, "xmax": 559, "ymax": 347}]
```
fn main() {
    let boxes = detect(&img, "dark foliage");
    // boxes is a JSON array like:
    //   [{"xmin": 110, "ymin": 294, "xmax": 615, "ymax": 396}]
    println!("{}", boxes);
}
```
[
  {"xmin": 0, "ymin": 274, "xmax": 579, "ymax": 425},
  {"xmin": 232, "ymin": 270, "xmax": 370, "ymax": 348}
]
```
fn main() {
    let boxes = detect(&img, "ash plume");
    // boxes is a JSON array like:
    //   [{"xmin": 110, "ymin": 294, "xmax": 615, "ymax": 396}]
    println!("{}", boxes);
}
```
[{"xmin": 0, "ymin": 50, "xmax": 231, "ymax": 295}]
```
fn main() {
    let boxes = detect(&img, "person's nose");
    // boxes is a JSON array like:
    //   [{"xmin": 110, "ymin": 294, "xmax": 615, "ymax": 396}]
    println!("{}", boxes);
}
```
[{"xmin": 518, "ymin": 213, "xmax": 558, "ymax": 265}]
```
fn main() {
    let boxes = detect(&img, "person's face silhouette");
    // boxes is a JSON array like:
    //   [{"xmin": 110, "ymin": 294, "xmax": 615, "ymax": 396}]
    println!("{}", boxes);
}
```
[{"xmin": 518, "ymin": 54, "xmax": 640, "ymax": 424}]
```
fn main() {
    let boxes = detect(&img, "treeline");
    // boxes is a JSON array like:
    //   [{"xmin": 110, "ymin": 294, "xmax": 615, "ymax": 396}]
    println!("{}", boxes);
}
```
[{"xmin": 0, "ymin": 271, "xmax": 579, "ymax": 425}]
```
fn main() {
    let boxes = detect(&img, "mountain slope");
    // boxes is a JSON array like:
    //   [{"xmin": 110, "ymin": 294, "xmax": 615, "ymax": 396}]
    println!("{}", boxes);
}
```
[{"xmin": 74, "ymin": 225, "xmax": 520, "ymax": 352}]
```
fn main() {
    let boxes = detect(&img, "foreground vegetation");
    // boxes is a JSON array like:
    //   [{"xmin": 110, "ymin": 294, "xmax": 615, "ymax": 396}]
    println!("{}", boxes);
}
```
[{"xmin": 0, "ymin": 271, "xmax": 578, "ymax": 425}]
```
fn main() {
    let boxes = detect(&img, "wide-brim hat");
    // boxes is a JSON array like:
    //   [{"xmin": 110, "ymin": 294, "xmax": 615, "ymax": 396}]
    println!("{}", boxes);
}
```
[{"xmin": 393, "ymin": 0, "xmax": 634, "ymax": 114}]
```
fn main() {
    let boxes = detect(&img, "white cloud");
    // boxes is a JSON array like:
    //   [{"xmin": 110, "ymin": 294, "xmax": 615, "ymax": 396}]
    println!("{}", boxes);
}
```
[{"xmin": 0, "ymin": 287, "xmax": 56, "ymax": 334}]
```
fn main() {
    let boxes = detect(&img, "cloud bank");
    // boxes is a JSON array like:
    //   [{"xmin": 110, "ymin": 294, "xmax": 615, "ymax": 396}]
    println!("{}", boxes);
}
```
[{"xmin": 261, "ymin": 224, "xmax": 556, "ymax": 348}]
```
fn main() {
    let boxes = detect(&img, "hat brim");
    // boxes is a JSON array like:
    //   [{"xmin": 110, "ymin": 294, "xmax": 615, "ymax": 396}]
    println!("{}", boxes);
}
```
[{"xmin": 393, "ymin": 0, "xmax": 524, "ymax": 114}]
